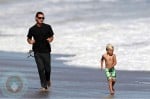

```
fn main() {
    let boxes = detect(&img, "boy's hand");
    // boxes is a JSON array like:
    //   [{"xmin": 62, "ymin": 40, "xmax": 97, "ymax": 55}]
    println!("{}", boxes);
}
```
[{"xmin": 101, "ymin": 67, "xmax": 103, "ymax": 71}]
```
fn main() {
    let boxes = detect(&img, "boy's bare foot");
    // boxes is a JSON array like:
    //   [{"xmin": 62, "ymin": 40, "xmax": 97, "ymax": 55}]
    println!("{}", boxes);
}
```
[
  {"xmin": 110, "ymin": 92, "xmax": 114, "ymax": 95},
  {"xmin": 110, "ymin": 90, "xmax": 115, "ymax": 95},
  {"xmin": 112, "ymin": 88, "xmax": 115, "ymax": 92}
]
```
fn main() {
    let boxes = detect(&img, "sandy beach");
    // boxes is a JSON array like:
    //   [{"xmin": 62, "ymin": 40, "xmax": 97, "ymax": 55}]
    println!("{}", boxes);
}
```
[
  {"xmin": 0, "ymin": 51, "xmax": 150, "ymax": 99},
  {"xmin": 0, "ymin": 0, "xmax": 150, "ymax": 98}
]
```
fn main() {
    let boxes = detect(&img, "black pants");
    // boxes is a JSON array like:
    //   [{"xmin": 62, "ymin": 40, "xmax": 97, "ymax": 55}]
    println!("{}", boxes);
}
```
[{"xmin": 34, "ymin": 53, "xmax": 51, "ymax": 88}]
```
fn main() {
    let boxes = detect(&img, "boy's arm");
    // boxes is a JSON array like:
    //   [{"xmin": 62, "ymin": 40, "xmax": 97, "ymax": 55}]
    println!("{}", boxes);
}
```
[
  {"xmin": 101, "ymin": 55, "xmax": 104, "ymax": 70},
  {"xmin": 112, "ymin": 54, "xmax": 117, "ymax": 67}
]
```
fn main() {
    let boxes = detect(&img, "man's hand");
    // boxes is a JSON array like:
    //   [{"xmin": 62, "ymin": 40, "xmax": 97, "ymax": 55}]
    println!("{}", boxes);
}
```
[
  {"xmin": 46, "ymin": 36, "xmax": 54, "ymax": 43},
  {"xmin": 27, "ymin": 38, "xmax": 35, "ymax": 44},
  {"xmin": 30, "ymin": 40, "xmax": 35, "ymax": 44}
]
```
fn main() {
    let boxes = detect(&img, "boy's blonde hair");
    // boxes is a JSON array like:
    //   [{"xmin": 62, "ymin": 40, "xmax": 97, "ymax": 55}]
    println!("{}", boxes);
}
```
[{"xmin": 106, "ymin": 44, "xmax": 114, "ymax": 51}]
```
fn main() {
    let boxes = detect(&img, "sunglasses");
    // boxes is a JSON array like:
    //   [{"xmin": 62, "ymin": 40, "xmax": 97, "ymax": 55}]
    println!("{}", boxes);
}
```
[{"xmin": 37, "ymin": 17, "xmax": 45, "ymax": 20}]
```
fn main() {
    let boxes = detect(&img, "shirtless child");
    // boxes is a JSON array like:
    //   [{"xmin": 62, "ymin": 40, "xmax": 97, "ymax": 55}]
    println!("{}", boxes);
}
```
[{"xmin": 100, "ymin": 44, "xmax": 117, "ymax": 95}]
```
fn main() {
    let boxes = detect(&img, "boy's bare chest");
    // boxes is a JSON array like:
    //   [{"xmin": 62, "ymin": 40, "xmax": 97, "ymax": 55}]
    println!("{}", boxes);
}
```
[{"xmin": 104, "ymin": 55, "xmax": 113, "ymax": 61}]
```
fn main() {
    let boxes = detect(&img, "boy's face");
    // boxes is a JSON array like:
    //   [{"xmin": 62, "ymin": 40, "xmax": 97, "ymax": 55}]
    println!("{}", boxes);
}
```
[{"xmin": 107, "ymin": 49, "xmax": 114, "ymax": 56}]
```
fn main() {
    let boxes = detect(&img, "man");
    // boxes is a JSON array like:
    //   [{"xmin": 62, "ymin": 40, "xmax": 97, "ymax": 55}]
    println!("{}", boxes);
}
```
[{"xmin": 27, "ymin": 12, "xmax": 54, "ymax": 91}]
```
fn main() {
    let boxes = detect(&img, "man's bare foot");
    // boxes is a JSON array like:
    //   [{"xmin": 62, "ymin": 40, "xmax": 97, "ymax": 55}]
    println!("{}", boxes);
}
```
[{"xmin": 40, "ymin": 87, "xmax": 48, "ymax": 92}]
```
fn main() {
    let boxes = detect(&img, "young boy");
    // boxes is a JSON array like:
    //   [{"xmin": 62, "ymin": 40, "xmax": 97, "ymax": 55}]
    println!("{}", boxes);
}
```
[{"xmin": 100, "ymin": 44, "xmax": 117, "ymax": 95}]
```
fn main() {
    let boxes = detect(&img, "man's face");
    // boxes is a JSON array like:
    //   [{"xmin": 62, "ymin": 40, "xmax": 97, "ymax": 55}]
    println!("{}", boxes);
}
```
[{"xmin": 36, "ymin": 14, "xmax": 44, "ymax": 24}]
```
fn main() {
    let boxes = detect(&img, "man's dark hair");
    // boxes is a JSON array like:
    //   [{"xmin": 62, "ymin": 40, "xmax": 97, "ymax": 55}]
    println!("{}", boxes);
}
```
[{"xmin": 35, "ymin": 12, "xmax": 44, "ymax": 17}]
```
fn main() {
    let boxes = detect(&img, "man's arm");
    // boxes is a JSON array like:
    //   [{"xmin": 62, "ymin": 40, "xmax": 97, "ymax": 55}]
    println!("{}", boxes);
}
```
[
  {"xmin": 27, "ymin": 28, "xmax": 35, "ymax": 45},
  {"xmin": 46, "ymin": 25, "xmax": 54, "ymax": 43},
  {"xmin": 112, "ymin": 54, "xmax": 117, "ymax": 67},
  {"xmin": 27, "ymin": 38, "xmax": 35, "ymax": 44}
]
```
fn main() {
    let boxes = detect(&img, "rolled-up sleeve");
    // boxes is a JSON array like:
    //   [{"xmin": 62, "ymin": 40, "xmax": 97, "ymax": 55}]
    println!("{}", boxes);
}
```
[{"xmin": 48, "ymin": 25, "xmax": 54, "ymax": 37}]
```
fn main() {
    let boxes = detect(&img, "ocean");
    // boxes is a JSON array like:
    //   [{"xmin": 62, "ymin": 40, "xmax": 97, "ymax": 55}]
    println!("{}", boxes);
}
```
[{"xmin": 0, "ymin": 0, "xmax": 150, "ymax": 71}]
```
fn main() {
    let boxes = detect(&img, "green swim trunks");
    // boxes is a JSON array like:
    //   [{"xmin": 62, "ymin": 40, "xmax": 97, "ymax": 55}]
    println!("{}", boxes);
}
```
[{"xmin": 105, "ymin": 67, "xmax": 116, "ymax": 80}]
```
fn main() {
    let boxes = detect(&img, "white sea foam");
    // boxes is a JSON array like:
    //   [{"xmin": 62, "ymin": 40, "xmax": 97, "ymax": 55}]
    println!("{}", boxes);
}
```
[{"xmin": 0, "ymin": 0, "xmax": 150, "ymax": 71}]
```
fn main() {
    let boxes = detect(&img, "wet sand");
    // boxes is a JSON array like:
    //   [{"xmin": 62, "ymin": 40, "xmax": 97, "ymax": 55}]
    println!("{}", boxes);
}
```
[{"xmin": 0, "ymin": 51, "xmax": 150, "ymax": 99}]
